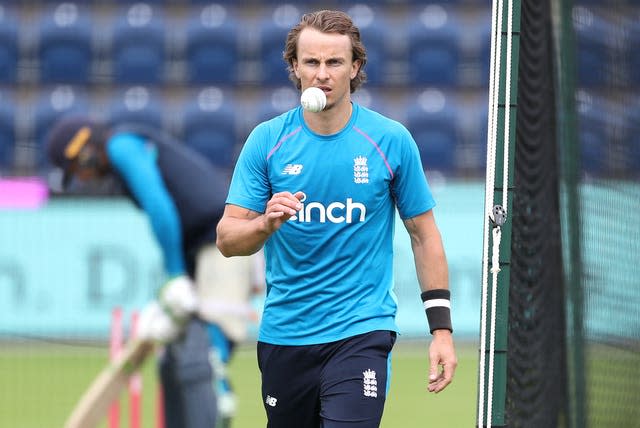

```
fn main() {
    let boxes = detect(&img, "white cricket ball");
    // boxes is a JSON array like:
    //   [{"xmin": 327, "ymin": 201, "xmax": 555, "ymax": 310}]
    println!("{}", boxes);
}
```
[{"xmin": 300, "ymin": 87, "xmax": 326, "ymax": 113}]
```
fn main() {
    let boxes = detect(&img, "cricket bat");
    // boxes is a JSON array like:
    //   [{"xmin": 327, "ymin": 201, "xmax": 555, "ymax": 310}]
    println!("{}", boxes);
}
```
[{"xmin": 64, "ymin": 339, "xmax": 155, "ymax": 428}]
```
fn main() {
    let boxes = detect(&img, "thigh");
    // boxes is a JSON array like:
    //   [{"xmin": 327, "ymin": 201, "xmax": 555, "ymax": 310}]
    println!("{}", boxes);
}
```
[
  {"xmin": 160, "ymin": 318, "xmax": 217, "ymax": 428},
  {"xmin": 320, "ymin": 331, "xmax": 397, "ymax": 428},
  {"xmin": 258, "ymin": 342, "xmax": 322, "ymax": 428}
]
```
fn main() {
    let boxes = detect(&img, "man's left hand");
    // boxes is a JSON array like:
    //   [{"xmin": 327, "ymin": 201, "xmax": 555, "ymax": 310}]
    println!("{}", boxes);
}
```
[{"xmin": 427, "ymin": 330, "xmax": 457, "ymax": 393}]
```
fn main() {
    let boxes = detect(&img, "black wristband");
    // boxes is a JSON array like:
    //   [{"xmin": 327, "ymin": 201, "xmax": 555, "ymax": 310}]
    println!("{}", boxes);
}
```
[{"xmin": 421, "ymin": 289, "xmax": 453, "ymax": 334}]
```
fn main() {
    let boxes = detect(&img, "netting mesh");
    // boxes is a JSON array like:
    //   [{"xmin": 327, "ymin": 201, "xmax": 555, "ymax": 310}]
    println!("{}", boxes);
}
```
[
  {"xmin": 505, "ymin": 0, "xmax": 640, "ymax": 426},
  {"xmin": 567, "ymin": 0, "xmax": 640, "ymax": 426},
  {"xmin": 506, "ymin": 0, "xmax": 568, "ymax": 426}
]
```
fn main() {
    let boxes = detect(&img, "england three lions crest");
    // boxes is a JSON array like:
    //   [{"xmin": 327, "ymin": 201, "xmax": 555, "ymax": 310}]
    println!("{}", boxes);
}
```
[
  {"xmin": 353, "ymin": 156, "xmax": 369, "ymax": 184},
  {"xmin": 363, "ymin": 369, "xmax": 378, "ymax": 398}
]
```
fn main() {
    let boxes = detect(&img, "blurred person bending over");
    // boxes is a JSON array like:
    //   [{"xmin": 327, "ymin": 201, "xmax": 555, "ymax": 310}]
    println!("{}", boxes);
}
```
[
  {"xmin": 45, "ymin": 117, "xmax": 262, "ymax": 428},
  {"xmin": 216, "ymin": 9, "xmax": 457, "ymax": 428}
]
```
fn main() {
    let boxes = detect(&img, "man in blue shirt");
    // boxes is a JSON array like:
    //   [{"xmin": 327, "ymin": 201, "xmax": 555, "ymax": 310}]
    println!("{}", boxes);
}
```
[
  {"xmin": 45, "ymin": 117, "xmax": 256, "ymax": 428},
  {"xmin": 217, "ymin": 9, "xmax": 457, "ymax": 427}
]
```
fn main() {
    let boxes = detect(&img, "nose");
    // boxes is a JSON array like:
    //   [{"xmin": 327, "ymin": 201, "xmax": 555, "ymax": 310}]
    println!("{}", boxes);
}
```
[{"xmin": 316, "ymin": 63, "xmax": 329, "ymax": 81}]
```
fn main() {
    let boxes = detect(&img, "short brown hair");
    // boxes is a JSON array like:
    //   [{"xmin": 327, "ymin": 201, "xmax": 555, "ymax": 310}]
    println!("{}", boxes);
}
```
[{"xmin": 283, "ymin": 10, "xmax": 367, "ymax": 93}]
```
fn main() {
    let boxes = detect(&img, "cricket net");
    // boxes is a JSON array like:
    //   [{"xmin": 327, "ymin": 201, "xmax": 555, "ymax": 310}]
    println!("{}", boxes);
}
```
[{"xmin": 485, "ymin": 0, "xmax": 640, "ymax": 427}]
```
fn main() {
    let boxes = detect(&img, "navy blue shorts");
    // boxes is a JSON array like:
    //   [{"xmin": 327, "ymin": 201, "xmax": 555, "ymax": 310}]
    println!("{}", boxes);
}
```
[{"xmin": 257, "ymin": 330, "xmax": 397, "ymax": 428}]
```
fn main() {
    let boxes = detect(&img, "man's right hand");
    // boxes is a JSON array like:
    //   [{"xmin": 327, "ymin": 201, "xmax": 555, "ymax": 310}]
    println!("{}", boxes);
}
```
[{"xmin": 262, "ymin": 191, "xmax": 305, "ymax": 234}]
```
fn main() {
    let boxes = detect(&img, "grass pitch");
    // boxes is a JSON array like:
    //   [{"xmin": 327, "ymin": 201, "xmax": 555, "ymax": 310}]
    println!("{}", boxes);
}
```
[{"xmin": 0, "ymin": 338, "xmax": 478, "ymax": 427}]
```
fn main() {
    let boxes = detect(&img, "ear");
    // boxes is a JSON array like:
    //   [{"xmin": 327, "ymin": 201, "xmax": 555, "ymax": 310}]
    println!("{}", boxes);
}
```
[
  {"xmin": 291, "ymin": 58, "xmax": 301, "ymax": 78},
  {"xmin": 350, "ymin": 59, "xmax": 361, "ymax": 80}
]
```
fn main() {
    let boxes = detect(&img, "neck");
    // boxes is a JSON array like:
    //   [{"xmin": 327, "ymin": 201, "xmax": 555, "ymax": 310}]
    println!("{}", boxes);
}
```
[{"xmin": 304, "ymin": 101, "xmax": 353, "ymax": 135}]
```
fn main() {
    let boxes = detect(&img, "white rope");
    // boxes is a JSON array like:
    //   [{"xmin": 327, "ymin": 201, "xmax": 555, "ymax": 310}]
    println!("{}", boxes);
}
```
[
  {"xmin": 479, "ymin": 0, "xmax": 514, "ymax": 426},
  {"xmin": 487, "ymin": 0, "xmax": 514, "ymax": 424},
  {"xmin": 478, "ymin": 0, "xmax": 502, "ymax": 425}
]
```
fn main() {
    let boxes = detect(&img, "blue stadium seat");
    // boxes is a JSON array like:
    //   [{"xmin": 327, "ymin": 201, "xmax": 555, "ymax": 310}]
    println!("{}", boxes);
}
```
[
  {"xmin": 627, "ymin": 15, "xmax": 640, "ymax": 85},
  {"xmin": 576, "ymin": 90, "xmax": 609, "ymax": 175},
  {"xmin": 182, "ymin": 87, "xmax": 237, "ymax": 168},
  {"xmin": 464, "ymin": 96, "xmax": 489, "ymax": 174},
  {"xmin": 344, "ymin": 4, "xmax": 387, "ymax": 86},
  {"xmin": 37, "ymin": 3, "xmax": 93, "ymax": 84},
  {"xmin": 351, "ymin": 88, "xmax": 383, "ymax": 113},
  {"xmin": 406, "ymin": 89, "xmax": 459, "ymax": 174},
  {"xmin": 337, "ymin": 0, "xmax": 407, "ymax": 5},
  {"xmin": 33, "ymin": 85, "xmax": 90, "ymax": 169},
  {"xmin": 573, "ymin": 6, "xmax": 613, "ymax": 87},
  {"xmin": 184, "ymin": 4, "xmax": 240, "ymax": 84},
  {"xmin": 186, "ymin": 0, "xmax": 237, "ymax": 4},
  {"xmin": 110, "ymin": 3, "xmax": 166, "ymax": 84},
  {"xmin": 255, "ymin": 86, "xmax": 299, "ymax": 125},
  {"xmin": 0, "ymin": 6, "xmax": 19, "ymax": 83},
  {"xmin": 112, "ymin": 0, "xmax": 167, "ymax": 3},
  {"xmin": 407, "ymin": 5, "xmax": 462, "ymax": 86},
  {"xmin": 260, "ymin": 0, "xmax": 317, "ymax": 3},
  {"xmin": 476, "ymin": 14, "xmax": 493, "ymax": 88},
  {"xmin": 107, "ymin": 86, "xmax": 163, "ymax": 129},
  {"xmin": 0, "ymin": 90, "xmax": 16, "ymax": 172},
  {"xmin": 257, "ymin": 4, "xmax": 302, "ymax": 85}
]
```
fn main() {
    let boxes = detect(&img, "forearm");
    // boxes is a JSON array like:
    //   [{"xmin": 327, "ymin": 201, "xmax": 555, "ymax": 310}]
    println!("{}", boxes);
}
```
[
  {"xmin": 217, "ymin": 193, "xmax": 304, "ymax": 257},
  {"xmin": 409, "ymin": 220, "xmax": 453, "ymax": 334},
  {"xmin": 405, "ymin": 212, "xmax": 449, "ymax": 293},
  {"xmin": 411, "ymin": 235, "xmax": 449, "ymax": 293},
  {"xmin": 216, "ymin": 215, "xmax": 271, "ymax": 257},
  {"xmin": 107, "ymin": 134, "xmax": 186, "ymax": 275}
]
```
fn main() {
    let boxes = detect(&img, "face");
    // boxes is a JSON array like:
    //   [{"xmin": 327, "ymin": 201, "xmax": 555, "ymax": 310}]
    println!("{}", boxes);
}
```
[
  {"xmin": 293, "ymin": 27, "xmax": 360, "ymax": 111},
  {"xmin": 69, "ymin": 144, "xmax": 106, "ymax": 181}
]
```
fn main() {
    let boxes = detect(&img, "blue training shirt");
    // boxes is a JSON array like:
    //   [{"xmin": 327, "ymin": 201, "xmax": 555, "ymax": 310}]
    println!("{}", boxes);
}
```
[{"xmin": 227, "ymin": 103, "xmax": 435, "ymax": 345}]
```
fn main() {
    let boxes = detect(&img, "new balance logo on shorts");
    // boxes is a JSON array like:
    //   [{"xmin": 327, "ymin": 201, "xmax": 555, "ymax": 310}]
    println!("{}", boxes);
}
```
[
  {"xmin": 265, "ymin": 394, "xmax": 278, "ymax": 407},
  {"xmin": 363, "ymin": 369, "xmax": 378, "ymax": 398}
]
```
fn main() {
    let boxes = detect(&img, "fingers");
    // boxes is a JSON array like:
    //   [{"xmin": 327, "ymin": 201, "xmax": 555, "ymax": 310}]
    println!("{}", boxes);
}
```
[
  {"xmin": 427, "ymin": 336, "xmax": 457, "ymax": 393},
  {"xmin": 267, "ymin": 191, "xmax": 303, "ymax": 217},
  {"xmin": 261, "ymin": 191, "xmax": 304, "ymax": 233},
  {"xmin": 429, "ymin": 356, "xmax": 439, "ymax": 383},
  {"xmin": 427, "ymin": 363, "xmax": 454, "ymax": 393},
  {"xmin": 442, "ymin": 360, "xmax": 455, "ymax": 386}
]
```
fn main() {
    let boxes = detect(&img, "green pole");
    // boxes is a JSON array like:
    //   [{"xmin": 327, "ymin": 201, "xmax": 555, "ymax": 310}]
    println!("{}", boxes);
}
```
[
  {"xmin": 550, "ymin": 0, "xmax": 586, "ymax": 427},
  {"xmin": 478, "ymin": 1, "xmax": 521, "ymax": 426}
]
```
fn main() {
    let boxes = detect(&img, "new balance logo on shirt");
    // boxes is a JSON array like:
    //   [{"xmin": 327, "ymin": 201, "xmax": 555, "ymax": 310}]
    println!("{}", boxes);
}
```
[{"xmin": 282, "ymin": 164, "xmax": 303, "ymax": 175}]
